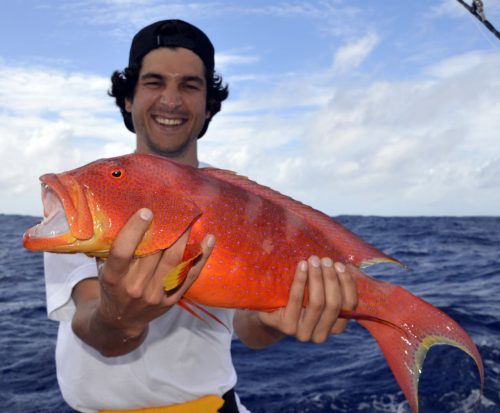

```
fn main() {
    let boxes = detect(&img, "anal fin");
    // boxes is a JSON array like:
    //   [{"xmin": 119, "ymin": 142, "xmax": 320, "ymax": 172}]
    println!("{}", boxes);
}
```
[{"xmin": 178, "ymin": 298, "xmax": 230, "ymax": 332}]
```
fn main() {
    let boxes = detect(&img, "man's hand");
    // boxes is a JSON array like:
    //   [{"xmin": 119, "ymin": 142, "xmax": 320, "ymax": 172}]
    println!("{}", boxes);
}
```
[
  {"xmin": 72, "ymin": 208, "xmax": 215, "ymax": 356},
  {"xmin": 234, "ymin": 257, "xmax": 358, "ymax": 349}
]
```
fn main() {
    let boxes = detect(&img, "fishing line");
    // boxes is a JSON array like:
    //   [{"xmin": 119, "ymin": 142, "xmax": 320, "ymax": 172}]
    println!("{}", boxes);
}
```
[{"xmin": 470, "ymin": 11, "xmax": 498, "ymax": 49}]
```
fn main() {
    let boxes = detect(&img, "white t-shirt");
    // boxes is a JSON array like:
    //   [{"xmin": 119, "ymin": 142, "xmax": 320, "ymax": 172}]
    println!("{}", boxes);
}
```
[{"xmin": 43, "ymin": 162, "xmax": 249, "ymax": 413}]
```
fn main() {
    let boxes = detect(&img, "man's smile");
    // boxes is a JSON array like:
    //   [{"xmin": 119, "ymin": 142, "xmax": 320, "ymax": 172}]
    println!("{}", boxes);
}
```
[{"xmin": 153, "ymin": 115, "xmax": 186, "ymax": 126}]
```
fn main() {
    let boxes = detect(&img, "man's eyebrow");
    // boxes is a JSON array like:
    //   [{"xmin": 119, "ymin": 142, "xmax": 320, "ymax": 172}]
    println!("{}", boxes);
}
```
[
  {"xmin": 140, "ymin": 72, "xmax": 164, "ymax": 81},
  {"xmin": 180, "ymin": 75, "xmax": 205, "ymax": 85},
  {"xmin": 139, "ymin": 73, "xmax": 205, "ymax": 84}
]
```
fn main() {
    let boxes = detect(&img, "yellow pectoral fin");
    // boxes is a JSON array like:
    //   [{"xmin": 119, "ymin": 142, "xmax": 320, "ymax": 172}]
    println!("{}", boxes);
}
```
[
  {"xmin": 163, "ymin": 243, "xmax": 203, "ymax": 292},
  {"xmin": 99, "ymin": 394, "xmax": 224, "ymax": 413}
]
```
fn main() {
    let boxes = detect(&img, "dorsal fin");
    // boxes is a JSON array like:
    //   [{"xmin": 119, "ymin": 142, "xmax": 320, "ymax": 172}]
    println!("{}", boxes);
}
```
[{"xmin": 201, "ymin": 167, "xmax": 399, "ymax": 267}]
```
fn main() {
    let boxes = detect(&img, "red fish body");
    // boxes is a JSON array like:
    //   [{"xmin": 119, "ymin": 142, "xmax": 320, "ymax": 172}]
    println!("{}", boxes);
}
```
[{"xmin": 23, "ymin": 153, "xmax": 483, "ymax": 413}]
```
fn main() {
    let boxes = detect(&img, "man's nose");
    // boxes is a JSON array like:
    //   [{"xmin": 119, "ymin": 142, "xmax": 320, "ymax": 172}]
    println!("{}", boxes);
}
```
[{"xmin": 160, "ymin": 86, "xmax": 182, "ymax": 109}]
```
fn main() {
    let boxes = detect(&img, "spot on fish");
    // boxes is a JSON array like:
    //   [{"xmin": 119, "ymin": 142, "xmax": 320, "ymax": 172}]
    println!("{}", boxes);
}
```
[{"xmin": 262, "ymin": 238, "xmax": 274, "ymax": 254}]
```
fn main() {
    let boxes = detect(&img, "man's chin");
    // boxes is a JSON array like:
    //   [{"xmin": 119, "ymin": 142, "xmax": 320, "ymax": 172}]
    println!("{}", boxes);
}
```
[{"xmin": 143, "ymin": 135, "xmax": 195, "ymax": 158}]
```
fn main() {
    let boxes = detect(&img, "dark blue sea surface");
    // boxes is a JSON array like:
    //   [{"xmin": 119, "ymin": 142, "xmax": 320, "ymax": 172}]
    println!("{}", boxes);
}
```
[{"xmin": 1, "ymin": 214, "xmax": 499, "ymax": 412}]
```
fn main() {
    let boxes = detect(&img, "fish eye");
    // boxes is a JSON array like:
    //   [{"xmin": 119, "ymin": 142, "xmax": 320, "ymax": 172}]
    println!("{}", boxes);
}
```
[{"xmin": 110, "ymin": 168, "xmax": 125, "ymax": 179}]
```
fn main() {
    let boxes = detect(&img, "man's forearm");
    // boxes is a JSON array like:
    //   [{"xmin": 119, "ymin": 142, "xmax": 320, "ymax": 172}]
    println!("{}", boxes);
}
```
[
  {"xmin": 72, "ymin": 296, "xmax": 148, "ymax": 357},
  {"xmin": 234, "ymin": 310, "xmax": 285, "ymax": 350}
]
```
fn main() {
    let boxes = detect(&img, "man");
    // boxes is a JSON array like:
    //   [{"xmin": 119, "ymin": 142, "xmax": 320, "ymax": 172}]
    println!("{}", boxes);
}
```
[{"xmin": 44, "ymin": 19, "xmax": 357, "ymax": 413}]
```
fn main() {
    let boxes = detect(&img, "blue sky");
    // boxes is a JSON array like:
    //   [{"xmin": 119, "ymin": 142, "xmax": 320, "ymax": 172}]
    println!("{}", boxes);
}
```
[{"xmin": 1, "ymin": 0, "xmax": 499, "ymax": 216}]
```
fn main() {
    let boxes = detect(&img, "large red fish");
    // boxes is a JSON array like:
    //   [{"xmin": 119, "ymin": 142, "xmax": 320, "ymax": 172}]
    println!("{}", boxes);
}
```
[{"xmin": 23, "ymin": 153, "xmax": 483, "ymax": 413}]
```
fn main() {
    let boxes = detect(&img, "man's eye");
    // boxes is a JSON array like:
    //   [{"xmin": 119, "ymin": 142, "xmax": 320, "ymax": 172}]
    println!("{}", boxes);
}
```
[{"xmin": 184, "ymin": 83, "xmax": 200, "ymax": 90}]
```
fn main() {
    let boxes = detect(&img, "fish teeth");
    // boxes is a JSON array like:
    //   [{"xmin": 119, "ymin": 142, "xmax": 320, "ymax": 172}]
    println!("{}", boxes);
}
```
[
  {"xmin": 35, "ymin": 208, "xmax": 69, "ymax": 237},
  {"xmin": 37, "ymin": 186, "xmax": 70, "ymax": 237}
]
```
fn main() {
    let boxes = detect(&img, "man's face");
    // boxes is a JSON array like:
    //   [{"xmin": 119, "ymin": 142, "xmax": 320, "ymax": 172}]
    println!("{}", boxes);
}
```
[{"xmin": 125, "ymin": 47, "xmax": 209, "ymax": 159}]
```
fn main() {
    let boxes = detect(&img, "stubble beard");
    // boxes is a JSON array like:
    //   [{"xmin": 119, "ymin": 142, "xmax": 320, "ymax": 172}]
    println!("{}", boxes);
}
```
[{"xmin": 142, "ymin": 133, "xmax": 197, "ymax": 159}]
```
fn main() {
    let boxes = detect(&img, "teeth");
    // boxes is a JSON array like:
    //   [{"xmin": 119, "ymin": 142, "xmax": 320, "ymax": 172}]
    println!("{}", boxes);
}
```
[
  {"xmin": 34, "ymin": 187, "xmax": 70, "ymax": 237},
  {"xmin": 43, "ymin": 186, "xmax": 61, "ymax": 218},
  {"xmin": 33, "ymin": 208, "xmax": 70, "ymax": 238},
  {"xmin": 155, "ymin": 116, "xmax": 183, "ymax": 126}
]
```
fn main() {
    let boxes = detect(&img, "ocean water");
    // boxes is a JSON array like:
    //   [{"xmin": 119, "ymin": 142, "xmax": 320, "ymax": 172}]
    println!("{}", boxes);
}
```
[{"xmin": 0, "ymin": 214, "xmax": 499, "ymax": 412}]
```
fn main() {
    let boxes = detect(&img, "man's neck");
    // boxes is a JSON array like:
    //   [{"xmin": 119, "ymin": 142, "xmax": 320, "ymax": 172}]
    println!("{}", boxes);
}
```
[{"xmin": 135, "ymin": 140, "xmax": 198, "ymax": 167}]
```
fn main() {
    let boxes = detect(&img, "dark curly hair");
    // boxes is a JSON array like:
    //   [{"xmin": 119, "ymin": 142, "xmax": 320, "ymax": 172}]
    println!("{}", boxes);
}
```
[{"xmin": 108, "ymin": 61, "xmax": 229, "ymax": 139}]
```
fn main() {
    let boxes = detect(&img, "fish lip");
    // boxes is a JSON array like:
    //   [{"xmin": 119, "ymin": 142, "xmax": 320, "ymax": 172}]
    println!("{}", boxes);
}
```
[
  {"xmin": 41, "ymin": 173, "xmax": 94, "ymax": 240},
  {"xmin": 24, "ymin": 173, "xmax": 94, "ymax": 245},
  {"xmin": 41, "ymin": 183, "xmax": 70, "ymax": 236},
  {"xmin": 22, "ymin": 182, "xmax": 72, "ymax": 248}
]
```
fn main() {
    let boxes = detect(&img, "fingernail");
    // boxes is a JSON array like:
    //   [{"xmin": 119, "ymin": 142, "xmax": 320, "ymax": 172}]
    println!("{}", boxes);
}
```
[
  {"xmin": 299, "ymin": 261, "xmax": 308, "ymax": 272},
  {"xmin": 310, "ymin": 256, "xmax": 320, "ymax": 268},
  {"xmin": 206, "ymin": 234, "xmax": 216, "ymax": 248},
  {"xmin": 322, "ymin": 258, "xmax": 333, "ymax": 267},
  {"xmin": 139, "ymin": 208, "xmax": 152, "ymax": 221},
  {"xmin": 334, "ymin": 262, "xmax": 346, "ymax": 273}
]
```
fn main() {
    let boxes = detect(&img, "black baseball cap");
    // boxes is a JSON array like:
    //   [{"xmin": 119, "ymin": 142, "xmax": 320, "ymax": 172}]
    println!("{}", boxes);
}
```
[{"xmin": 129, "ymin": 19, "xmax": 215, "ymax": 72}]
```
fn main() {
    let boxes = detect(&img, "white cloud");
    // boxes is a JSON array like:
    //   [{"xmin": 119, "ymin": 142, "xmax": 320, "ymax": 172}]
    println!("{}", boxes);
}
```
[
  {"xmin": 51, "ymin": 0, "xmax": 363, "ymax": 44},
  {"xmin": 430, "ymin": 0, "xmax": 469, "ymax": 19},
  {"xmin": 0, "ymin": 65, "xmax": 112, "ymax": 115},
  {"xmin": 215, "ymin": 51, "xmax": 259, "ymax": 71},
  {"xmin": 71, "ymin": 0, "xmax": 346, "ymax": 22},
  {"xmin": 203, "ymin": 50, "xmax": 500, "ymax": 216},
  {"xmin": 2, "ymin": 3, "xmax": 500, "ymax": 218},
  {"xmin": 331, "ymin": 33, "xmax": 380, "ymax": 75},
  {"xmin": 0, "ymin": 63, "xmax": 132, "ymax": 216},
  {"xmin": 425, "ymin": 51, "xmax": 488, "ymax": 78}
]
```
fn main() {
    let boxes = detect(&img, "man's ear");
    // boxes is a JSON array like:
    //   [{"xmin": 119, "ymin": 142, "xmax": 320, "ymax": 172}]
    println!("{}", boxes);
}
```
[
  {"xmin": 205, "ymin": 110, "xmax": 211, "ymax": 119},
  {"xmin": 125, "ymin": 97, "xmax": 133, "ymax": 113}
]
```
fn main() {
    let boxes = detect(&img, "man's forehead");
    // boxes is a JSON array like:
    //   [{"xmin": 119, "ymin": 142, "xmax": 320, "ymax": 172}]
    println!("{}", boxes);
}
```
[{"xmin": 141, "ymin": 47, "xmax": 205, "ymax": 73}]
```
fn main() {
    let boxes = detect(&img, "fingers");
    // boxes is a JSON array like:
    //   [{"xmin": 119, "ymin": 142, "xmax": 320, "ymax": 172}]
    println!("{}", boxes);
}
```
[
  {"xmin": 295, "ymin": 256, "xmax": 326, "ymax": 341},
  {"xmin": 145, "ymin": 229, "xmax": 191, "ymax": 298},
  {"xmin": 309, "ymin": 258, "xmax": 342, "ymax": 342},
  {"xmin": 101, "ymin": 208, "xmax": 153, "ymax": 285},
  {"xmin": 187, "ymin": 234, "xmax": 216, "ymax": 282},
  {"xmin": 276, "ymin": 260, "xmax": 308, "ymax": 336},
  {"xmin": 274, "ymin": 256, "xmax": 358, "ymax": 344},
  {"xmin": 162, "ymin": 234, "xmax": 216, "ymax": 306},
  {"xmin": 330, "ymin": 263, "xmax": 358, "ymax": 335},
  {"xmin": 94, "ymin": 207, "xmax": 217, "ymax": 336}
]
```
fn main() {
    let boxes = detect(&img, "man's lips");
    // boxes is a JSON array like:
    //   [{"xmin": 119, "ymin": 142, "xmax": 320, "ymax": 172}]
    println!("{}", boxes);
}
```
[{"xmin": 153, "ymin": 115, "xmax": 186, "ymax": 126}]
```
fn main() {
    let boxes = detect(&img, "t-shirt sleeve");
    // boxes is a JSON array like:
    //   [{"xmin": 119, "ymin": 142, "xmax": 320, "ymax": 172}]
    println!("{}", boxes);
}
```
[{"xmin": 44, "ymin": 252, "xmax": 98, "ymax": 321}]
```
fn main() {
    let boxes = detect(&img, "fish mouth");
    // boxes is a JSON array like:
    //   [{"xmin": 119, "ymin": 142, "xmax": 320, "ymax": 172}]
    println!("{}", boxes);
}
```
[
  {"xmin": 23, "ymin": 173, "xmax": 93, "ymax": 251},
  {"xmin": 30, "ymin": 184, "xmax": 70, "ymax": 238}
]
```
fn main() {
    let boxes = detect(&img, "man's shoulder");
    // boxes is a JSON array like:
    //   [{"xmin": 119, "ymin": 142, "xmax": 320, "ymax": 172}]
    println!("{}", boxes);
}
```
[{"xmin": 198, "ymin": 161, "xmax": 212, "ymax": 169}]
